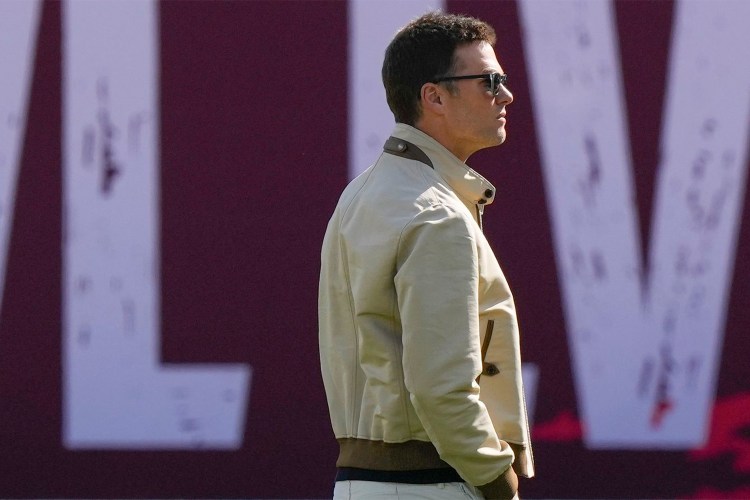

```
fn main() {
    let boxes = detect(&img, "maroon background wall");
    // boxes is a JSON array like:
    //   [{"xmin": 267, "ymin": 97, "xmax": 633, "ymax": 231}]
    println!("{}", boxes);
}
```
[{"xmin": 1, "ymin": 1, "xmax": 748, "ymax": 498}]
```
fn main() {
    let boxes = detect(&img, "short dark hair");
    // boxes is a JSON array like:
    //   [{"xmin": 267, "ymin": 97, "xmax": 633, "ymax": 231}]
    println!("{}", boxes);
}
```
[{"xmin": 381, "ymin": 11, "xmax": 496, "ymax": 125}]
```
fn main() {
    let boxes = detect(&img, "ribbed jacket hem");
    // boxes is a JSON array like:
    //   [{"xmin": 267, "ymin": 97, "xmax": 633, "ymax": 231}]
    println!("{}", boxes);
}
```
[{"xmin": 336, "ymin": 438, "xmax": 453, "ymax": 471}]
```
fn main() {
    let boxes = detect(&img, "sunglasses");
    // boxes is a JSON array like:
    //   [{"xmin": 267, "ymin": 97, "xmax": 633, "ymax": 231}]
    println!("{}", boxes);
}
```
[{"xmin": 433, "ymin": 72, "xmax": 508, "ymax": 96}]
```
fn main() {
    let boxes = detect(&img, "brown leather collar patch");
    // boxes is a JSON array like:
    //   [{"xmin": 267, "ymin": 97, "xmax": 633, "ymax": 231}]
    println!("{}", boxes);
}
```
[{"xmin": 383, "ymin": 136, "xmax": 434, "ymax": 169}]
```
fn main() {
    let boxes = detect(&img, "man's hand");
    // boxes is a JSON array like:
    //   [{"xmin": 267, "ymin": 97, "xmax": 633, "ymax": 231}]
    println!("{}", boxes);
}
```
[{"xmin": 477, "ymin": 465, "xmax": 518, "ymax": 500}]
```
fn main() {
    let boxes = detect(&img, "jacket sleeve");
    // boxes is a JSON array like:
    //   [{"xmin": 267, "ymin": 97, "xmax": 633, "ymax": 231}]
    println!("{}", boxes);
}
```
[{"xmin": 394, "ymin": 203, "xmax": 517, "ymax": 497}]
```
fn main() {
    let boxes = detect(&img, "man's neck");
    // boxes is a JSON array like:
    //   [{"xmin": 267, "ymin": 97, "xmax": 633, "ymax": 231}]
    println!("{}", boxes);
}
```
[{"xmin": 412, "ymin": 120, "xmax": 472, "ymax": 162}]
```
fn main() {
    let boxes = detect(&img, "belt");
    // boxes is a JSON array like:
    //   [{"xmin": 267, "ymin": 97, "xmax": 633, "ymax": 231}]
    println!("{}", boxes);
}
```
[{"xmin": 335, "ymin": 467, "xmax": 463, "ymax": 484}]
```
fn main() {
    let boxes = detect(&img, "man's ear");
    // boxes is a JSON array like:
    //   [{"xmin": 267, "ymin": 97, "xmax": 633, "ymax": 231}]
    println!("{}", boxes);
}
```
[{"xmin": 420, "ymin": 82, "xmax": 445, "ymax": 116}]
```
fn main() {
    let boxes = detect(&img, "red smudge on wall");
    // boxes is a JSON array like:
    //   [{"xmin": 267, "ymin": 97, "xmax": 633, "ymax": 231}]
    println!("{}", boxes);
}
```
[
  {"xmin": 686, "ymin": 486, "xmax": 750, "ymax": 499},
  {"xmin": 531, "ymin": 410, "xmax": 584, "ymax": 441},
  {"xmin": 690, "ymin": 393, "xmax": 750, "ymax": 473}
]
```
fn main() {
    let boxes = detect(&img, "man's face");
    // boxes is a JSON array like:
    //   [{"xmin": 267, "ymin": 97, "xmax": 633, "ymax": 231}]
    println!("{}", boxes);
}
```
[{"xmin": 442, "ymin": 41, "xmax": 513, "ymax": 160}]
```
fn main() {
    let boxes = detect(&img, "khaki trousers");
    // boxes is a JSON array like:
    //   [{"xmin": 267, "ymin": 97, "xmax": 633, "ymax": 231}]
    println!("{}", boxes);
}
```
[{"xmin": 333, "ymin": 480, "xmax": 521, "ymax": 500}]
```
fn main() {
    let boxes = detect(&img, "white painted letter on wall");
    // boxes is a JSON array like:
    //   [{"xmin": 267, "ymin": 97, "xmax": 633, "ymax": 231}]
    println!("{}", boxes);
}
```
[
  {"xmin": 520, "ymin": 0, "xmax": 750, "ymax": 448},
  {"xmin": 0, "ymin": 0, "xmax": 41, "ymax": 319},
  {"xmin": 62, "ymin": 0, "xmax": 251, "ymax": 449}
]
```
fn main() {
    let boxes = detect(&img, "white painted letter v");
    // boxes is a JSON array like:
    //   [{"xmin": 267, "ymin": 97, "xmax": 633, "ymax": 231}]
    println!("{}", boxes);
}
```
[{"xmin": 520, "ymin": 0, "xmax": 750, "ymax": 448}]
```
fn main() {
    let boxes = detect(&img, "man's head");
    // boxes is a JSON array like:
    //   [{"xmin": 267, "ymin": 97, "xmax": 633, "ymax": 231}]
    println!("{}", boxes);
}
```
[
  {"xmin": 382, "ymin": 12, "xmax": 496, "ymax": 126},
  {"xmin": 382, "ymin": 12, "xmax": 513, "ymax": 161}
]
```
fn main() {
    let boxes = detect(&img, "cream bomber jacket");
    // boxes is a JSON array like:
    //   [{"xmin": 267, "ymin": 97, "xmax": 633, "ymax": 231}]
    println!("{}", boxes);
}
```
[{"xmin": 319, "ymin": 124, "xmax": 534, "ymax": 491}]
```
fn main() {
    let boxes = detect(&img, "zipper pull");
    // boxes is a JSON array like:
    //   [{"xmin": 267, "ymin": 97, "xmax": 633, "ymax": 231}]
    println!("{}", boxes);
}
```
[{"xmin": 475, "ymin": 203, "xmax": 485, "ymax": 231}]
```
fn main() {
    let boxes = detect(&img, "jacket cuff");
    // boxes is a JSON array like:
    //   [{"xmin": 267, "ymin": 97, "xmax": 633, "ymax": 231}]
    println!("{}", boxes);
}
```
[{"xmin": 477, "ymin": 465, "xmax": 518, "ymax": 500}]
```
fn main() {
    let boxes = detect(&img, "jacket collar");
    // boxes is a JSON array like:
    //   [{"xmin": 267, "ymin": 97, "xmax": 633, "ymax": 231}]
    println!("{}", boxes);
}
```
[{"xmin": 391, "ymin": 123, "xmax": 497, "ymax": 206}]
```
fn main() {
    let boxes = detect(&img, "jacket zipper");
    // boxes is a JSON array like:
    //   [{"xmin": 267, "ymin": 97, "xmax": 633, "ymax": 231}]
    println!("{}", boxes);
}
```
[
  {"xmin": 475, "ymin": 202, "xmax": 492, "ymax": 383},
  {"xmin": 475, "ymin": 204, "xmax": 484, "ymax": 231}
]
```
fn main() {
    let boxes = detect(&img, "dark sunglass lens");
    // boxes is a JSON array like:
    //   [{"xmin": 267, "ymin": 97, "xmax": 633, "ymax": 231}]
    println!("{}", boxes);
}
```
[
  {"xmin": 491, "ymin": 73, "xmax": 500, "ymax": 95},
  {"xmin": 494, "ymin": 73, "xmax": 508, "ymax": 95}
]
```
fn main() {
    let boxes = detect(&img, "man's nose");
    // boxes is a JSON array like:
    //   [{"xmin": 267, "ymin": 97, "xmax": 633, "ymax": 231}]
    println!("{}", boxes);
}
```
[{"xmin": 496, "ymin": 85, "xmax": 513, "ymax": 105}]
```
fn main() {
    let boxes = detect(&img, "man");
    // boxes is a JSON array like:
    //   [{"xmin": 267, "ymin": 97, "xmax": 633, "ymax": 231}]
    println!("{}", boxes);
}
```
[{"xmin": 319, "ymin": 11, "xmax": 534, "ymax": 500}]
